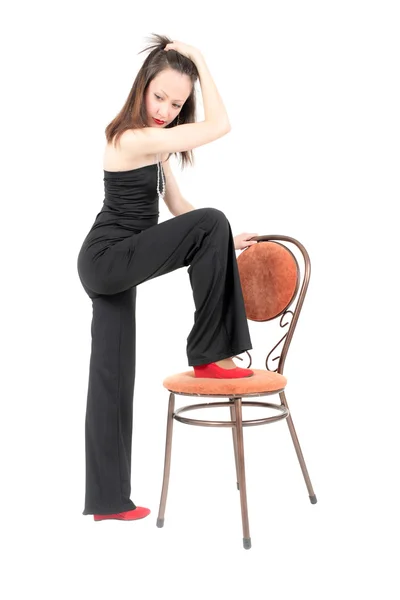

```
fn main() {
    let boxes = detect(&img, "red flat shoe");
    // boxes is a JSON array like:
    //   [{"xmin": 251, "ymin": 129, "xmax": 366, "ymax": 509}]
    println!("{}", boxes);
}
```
[
  {"xmin": 93, "ymin": 507, "xmax": 151, "ymax": 521},
  {"xmin": 193, "ymin": 362, "xmax": 254, "ymax": 379}
]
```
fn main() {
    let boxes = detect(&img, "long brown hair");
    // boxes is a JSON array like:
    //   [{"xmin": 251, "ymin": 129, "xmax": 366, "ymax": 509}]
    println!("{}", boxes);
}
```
[{"xmin": 105, "ymin": 33, "xmax": 199, "ymax": 169}]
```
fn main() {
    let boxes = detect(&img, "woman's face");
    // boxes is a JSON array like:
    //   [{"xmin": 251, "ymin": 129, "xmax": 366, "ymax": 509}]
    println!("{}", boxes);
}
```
[{"xmin": 144, "ymin": 68, "xmax": 192, "ymax": 127}]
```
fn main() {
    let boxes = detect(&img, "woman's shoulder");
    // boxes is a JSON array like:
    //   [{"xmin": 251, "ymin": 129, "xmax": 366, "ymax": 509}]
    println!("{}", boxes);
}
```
[{"xmin": 103, "ymin": 134, "xmax": 168, "ymax": 171}]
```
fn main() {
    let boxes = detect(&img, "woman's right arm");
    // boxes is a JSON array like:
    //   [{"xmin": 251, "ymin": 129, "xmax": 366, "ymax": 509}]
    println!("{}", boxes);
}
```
[
  {"xmin": 121, "ymin": 46, "xmax": 231, "ymax": 157},
  {"xmin": 192, "ymin": 50, "xmax": 230, "ymax": 129}
]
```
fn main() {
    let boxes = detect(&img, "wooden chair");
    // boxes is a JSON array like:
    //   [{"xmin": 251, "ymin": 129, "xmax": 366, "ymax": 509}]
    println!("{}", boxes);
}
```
[{"xmin": 156, "ymin": 236, "xmax": 317, "ymax": 549}]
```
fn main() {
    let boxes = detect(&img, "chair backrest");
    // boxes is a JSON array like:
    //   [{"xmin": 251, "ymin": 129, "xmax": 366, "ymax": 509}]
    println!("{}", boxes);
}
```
[{"xmin": 236, "ymin": 236, "xmax": 311, "ymax": 374}]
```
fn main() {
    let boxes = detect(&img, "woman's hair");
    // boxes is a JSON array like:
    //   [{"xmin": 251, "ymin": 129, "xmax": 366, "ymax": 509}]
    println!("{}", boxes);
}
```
[{"xmin": 105, "ymin": 33, "xmax": 199, "ymax": 169}]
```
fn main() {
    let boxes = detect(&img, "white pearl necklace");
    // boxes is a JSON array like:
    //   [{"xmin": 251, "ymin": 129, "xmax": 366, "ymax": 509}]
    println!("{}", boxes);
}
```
[{"xmin": 156, "ymin": 154, "xmax": 165, "ymax": 201}]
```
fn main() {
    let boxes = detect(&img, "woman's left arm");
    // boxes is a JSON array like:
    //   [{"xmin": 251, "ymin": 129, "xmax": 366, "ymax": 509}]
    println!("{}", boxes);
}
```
[
  {"xmin": 162, "ymin": 158, "xmax": 196, "ymax": 216},
  {"xmin": 162, "ymin": 159, "xmax": 258, "ymax": 250}
]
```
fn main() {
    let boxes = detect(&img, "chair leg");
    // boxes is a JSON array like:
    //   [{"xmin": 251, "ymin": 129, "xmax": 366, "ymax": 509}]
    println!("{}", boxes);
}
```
[
  {"xmin": 280, "ymin": 391, "xmax": 317, "ymax": 504},
  {"xmin": 157, "ymin": 392, "xmax": 176, "ymax": 527},
  {"xmin": 229, "ymin": 401, "xmax": 240, "ymax": 490},
  {"xmin": 234, "ymin": 398, "xmax": 251, "ymax": 549}
]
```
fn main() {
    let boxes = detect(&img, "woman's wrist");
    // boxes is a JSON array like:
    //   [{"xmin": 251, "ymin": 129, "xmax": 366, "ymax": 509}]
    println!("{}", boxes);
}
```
[{"xmin": 191, "ymin": 50, "xmax": 204, "ymax": 66}]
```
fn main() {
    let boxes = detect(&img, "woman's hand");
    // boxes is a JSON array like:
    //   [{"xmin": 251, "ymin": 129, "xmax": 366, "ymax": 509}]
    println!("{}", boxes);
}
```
[
  {"xmin": 164, "ymin": 41, "xmax": 201, "ymax": 63},
  {"xmin": 233, "ymin": 232, "xmax": 259, "ymax": 251}
]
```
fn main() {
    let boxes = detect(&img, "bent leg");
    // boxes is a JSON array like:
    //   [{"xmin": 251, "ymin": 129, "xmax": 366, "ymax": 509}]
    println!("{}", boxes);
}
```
[{"xmin": 78, "ymin": 207, "xmax": 252, "ymax": 366}]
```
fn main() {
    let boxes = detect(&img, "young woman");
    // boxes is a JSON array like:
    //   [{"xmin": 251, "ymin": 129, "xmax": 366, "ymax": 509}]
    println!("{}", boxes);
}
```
[{"xmin": 77, "ymin": 34, "xmax": 258, "ymax": 522}]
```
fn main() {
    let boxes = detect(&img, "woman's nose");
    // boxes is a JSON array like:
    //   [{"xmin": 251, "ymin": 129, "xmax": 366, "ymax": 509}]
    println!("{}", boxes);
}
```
[{"xmin": 157, "ymin": 104, "xmax": 168, "ymax": 119}]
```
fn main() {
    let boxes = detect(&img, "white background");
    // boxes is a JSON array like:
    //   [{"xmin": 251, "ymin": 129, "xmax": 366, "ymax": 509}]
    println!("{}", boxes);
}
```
[{"xmin": 2, "ymin": 0, "xmax": 399, "ymax": 598}]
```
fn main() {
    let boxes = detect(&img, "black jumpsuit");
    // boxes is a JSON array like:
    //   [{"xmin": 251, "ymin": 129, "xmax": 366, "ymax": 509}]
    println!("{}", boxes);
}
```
[{"xmin": 77, "ymin": 162, "xmax": 252, "ymax": 515}]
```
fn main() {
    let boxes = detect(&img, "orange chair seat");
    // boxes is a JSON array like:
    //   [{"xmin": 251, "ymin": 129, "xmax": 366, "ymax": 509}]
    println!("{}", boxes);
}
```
[{"xmin": 163, "ymin": 368, "xmax": 287, "ymax": 396}]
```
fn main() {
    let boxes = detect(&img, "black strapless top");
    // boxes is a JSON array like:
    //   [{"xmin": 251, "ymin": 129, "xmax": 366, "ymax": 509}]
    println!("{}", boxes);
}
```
[{"xmin": 83, "ymin": 163, "xmax": 162, "ymax": 248}]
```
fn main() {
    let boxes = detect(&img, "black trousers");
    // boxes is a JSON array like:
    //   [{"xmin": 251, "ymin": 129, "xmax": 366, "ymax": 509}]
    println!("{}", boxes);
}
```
[{"xmin": 77, "ymin": 207, "xmax": 252, "ymax": 515}]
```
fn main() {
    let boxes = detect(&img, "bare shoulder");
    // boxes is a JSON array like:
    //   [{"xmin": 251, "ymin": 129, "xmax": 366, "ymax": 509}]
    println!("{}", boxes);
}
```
[
  {"xmin": 117, "ymin": 128, "xmax": 148, "ymax": 160},
  {"xmin": 103, "ymin": 129, "xmax": 167, "ymax": 171},
  {"xmin": 119, "ymin": 129, "xmax": 169, "ymax": 163}
]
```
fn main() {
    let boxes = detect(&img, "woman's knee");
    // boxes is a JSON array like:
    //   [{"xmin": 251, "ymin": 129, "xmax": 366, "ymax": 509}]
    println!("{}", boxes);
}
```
[
  {"xmin": 203, "ymin": 207, "xmax": 228, "ymax": 222},
  {"xmin": 197, "ymin": 207, "xmax": 229, "ymax": 233}
]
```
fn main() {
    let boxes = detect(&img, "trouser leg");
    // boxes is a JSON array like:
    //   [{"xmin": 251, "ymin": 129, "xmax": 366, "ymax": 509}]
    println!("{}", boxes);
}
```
[
  {"xmin": 82, "ymin": 288, "xmax": 137, "ymax": 515},
  {"xmin": 78, "ymin": 207, "xmax": 252, "ymax": 366},
  {"xmin": 185, "ymin": 211, "xmax": 252, "ymax": 365}
]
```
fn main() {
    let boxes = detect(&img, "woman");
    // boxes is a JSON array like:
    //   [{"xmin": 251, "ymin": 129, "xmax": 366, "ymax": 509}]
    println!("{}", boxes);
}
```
[{"xmin": 77, "ymin": 34, "xmax": 258, "ymax": 522}]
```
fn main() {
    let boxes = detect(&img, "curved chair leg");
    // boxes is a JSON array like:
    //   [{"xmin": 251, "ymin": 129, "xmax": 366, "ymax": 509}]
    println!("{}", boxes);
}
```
[
  {"xmin": 157, "ymin": 392, "xmax": 176, "ymax": 527},
  {"xmin": 229, "ymin": 400, "xmax": 240, "ymax": 490},
  {"xmin": 234, "ymin": 398, "xmax": 251, "ymax": 549},
  {"xmin": 280, "ymin": 391, "xmax": 317, "ymax": 504}
]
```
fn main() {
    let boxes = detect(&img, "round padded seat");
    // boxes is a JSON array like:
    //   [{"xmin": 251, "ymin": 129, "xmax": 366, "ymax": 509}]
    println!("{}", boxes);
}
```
[{"xmin": 163, "ymin": 369, "xmax": 287, "ymax": 396}]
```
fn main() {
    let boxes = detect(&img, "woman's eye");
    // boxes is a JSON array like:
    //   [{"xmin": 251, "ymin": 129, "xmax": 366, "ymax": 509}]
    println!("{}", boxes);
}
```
[{"xmin": 155, "ymin": 95, "xmax": 180, "ymax": 109}]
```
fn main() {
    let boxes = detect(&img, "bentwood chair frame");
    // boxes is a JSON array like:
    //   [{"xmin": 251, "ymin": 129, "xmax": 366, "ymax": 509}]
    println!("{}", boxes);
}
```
[{"xmin": 156, "ymin": 235, "xmax": 317, "ymax": 549}]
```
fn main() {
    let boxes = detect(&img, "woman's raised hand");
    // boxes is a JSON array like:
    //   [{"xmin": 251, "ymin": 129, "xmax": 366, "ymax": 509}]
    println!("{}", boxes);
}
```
[{"xmin": 164, "ymin": 41, "xmax": 201, "ymax": 62}]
